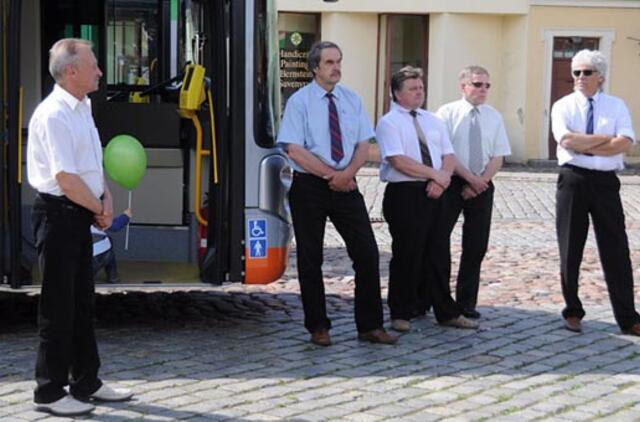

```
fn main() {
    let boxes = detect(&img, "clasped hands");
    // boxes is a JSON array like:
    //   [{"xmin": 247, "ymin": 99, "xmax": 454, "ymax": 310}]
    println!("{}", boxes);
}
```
[
  {"xmin": 425, "ymin": 169, "xmax": 452, "ymax": 199},
  {"xmin": 461, "ymin": 174, "xmax": 489, "ymax": 200},
  {"xmin": 94, "ymin": 198, "xmax": 113, "ymax": 230},
  {"xmin": 324, "ymin": 170, "xmax": 357, "ymax": 192}
]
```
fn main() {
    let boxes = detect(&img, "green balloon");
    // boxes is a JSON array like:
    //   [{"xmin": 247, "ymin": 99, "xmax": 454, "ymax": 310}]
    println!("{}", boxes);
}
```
[{"xmin": 104, "ymin": 134, "xmax": 147, "ymax": 190}]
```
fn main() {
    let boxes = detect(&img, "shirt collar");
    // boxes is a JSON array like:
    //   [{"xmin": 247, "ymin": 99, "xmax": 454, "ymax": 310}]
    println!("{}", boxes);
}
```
[
  {"xmin": 311, "ymin": 79, "xmax": 342, "ymax": 100},
  {"xmin": 396, "ymin": 104, "xmax": 426, "ymax": 116},
  {"xmin": 574, "ymin": 89, "xmax": 600, "ymax": 105},
  {"xmin": 460, "ymin": 97, "xmax": 483, "ymax": 114},
  {"xmin": 53, "ymin": 84, "xmax": 90, "ymax": 110}
]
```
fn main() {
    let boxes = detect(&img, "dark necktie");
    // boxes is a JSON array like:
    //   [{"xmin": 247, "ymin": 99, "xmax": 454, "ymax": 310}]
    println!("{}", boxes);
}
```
[
  {"xmin": 326, "ymin": 93, "xmax": 344, "ymax": 163},
  {"xmin": 409, "ymin": 110, "xmax": 433, "ymax": 167},
  {"xmin": 586, "ymin": 97, "xmax": 594, "ymax": 135},
  {"xmin": 468, "ymin": 107, "xmax": 483, "ymax": 175}
]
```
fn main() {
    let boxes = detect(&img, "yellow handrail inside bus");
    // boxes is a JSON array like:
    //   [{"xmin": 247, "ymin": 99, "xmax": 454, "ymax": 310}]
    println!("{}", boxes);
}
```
[
  {"xmin": 18, "ymin": 86, "xmax": 23, "ymax": 183},
  {"xmin": 207, "ymin": 89, "xmax": 218, "ymax": 184}
]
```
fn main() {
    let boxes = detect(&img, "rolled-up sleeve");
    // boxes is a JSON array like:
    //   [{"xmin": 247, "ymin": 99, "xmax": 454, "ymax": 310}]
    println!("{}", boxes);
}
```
[
  {"xmin": 375, "ymin": 118, "xmax": 404, "ymax": 159},
  {"xmin": 616, "ymin": 99, "xmax": 636, "ymax": 143},
  {"xmin": 43, "ymin": 115, "xmax": 78, "ymax": 176},
  {"xmin": 551, "ymin": 100, "xmax": 571, "ymax": 143},
  {"xmin": 356, "ymin": 99, "xmax": 375, "ymax": 142},
  {"xmin": 277, "ymin": 96, "xmax": 306, "ymax": 148}
]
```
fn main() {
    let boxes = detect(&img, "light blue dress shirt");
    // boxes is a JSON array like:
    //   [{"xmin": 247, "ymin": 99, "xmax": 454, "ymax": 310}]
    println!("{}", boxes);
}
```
[{"xmin": 277, "ymin": 80, "xmax": 374, "ymax": 172}]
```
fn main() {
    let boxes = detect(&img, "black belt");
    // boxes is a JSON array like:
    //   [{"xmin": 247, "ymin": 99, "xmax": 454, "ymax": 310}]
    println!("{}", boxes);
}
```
[{"xmin": 561, "ymin": 164, "xmax": 615, "ymax": 175}]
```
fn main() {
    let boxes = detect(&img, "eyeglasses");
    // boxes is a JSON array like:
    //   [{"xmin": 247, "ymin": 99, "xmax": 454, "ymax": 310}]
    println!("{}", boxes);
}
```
[
  {"xmin": 469, "ymin": 82, "xmax": 491, "ymax": 89},
  {"xmin": 572, "ymin": 69, "xmax": 596, "ymax": 77}
]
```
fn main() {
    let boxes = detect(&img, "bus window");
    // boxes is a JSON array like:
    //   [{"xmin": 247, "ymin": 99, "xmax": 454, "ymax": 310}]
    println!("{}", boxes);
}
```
[
  {"xmin": 254, "ymin": 0, "xmax": 280, "ymax": 148},
  {"xmin": 106, "ymin": 0, "xmax": 160, "ymax": 88}
]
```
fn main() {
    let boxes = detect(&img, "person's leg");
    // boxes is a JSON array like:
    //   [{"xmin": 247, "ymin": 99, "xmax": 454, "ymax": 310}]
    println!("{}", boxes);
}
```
[
  {"xmin": 289, "ymin": 173, "xmax": 331, "ymax": 333},
  {"xmin": 456, "ymin": 183, "xmax": 494, "ymax": 311},
  {"xmin": 69, "ymin": 210, "xmax": 102, "ymax": 397},
  {"xmin": 103, "ymin": 249, "xmax": 120, "ymax": 282},
  {"xmin": 442, "ymin": 178, "xmax": 464, "ymax": 312},
  {"xmin": 32, "ymin": 198, "xmax": 78, "ymax": 404},
  {"xmin": 590, "ymin": 173, "xmax": 640, "ymax": 329},
  {"xmin": 556, "ymin": 167, "xmax": 589, "ymax": 321},
  {"xmin": 425, "ymin": 197, "xmax": 463, "ymax": 324},
  {"xmin": 382, "ymin": 183, "xmax": 429, "ymax": 322},
  {"xmin": 331, "ymin": 186, "xmax": 383, "ymax": 333}
]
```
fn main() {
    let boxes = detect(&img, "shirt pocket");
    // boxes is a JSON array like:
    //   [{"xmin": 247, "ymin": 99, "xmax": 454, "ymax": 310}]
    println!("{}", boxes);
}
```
[
  {"xmin": 339, "ymin": 114, "xmax": 360, "ymax": 145},
  {"xmin": 597, "ymin": 116, "xmax": 615, "ymax": 136},
  {"xmin": 425, "ymin": 129, "xmax": 441, "ymax": 150}
]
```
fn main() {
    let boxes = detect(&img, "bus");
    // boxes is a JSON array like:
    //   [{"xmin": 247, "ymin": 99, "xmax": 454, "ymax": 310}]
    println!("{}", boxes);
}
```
[{"xmin": 0, "ymin": 0, "xmax": 292, "ymax": 289}]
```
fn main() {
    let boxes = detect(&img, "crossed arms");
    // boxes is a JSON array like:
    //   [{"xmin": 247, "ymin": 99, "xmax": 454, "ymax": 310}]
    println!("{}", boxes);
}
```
[{"xmin": 559, "ymin": 133, "xmax": 632, "ymax": 156}]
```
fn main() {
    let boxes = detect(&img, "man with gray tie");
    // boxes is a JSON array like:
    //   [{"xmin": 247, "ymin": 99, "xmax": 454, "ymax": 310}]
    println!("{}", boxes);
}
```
[
  {"xmin": 551, "ymin": 49, "xmax": 640, "ymax": 335},
  {"xmin": 437, "ymin": 65, "xmax": 511, "ymax": 319},
  {"xmin": 377, "ymin": 66, "xmax": 478, "ymax": 332}
]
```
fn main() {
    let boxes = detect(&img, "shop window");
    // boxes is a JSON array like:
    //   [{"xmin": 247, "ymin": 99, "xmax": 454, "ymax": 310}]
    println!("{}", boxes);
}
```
[{"xmin": 277, "ymin": 13, "xmax": 320, "ymax": 110}]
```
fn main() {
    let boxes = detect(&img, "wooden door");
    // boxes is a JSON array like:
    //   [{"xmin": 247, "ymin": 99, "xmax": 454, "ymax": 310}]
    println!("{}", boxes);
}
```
[{"xmin": 548, "ymin": 37, "xmax": 599, "ymax": 159}]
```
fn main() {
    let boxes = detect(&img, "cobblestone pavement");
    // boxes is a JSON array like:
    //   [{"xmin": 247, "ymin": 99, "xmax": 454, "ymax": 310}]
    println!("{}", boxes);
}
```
[{"xmin": 2, "ymin": 169, "xmax": 640, "ymax": 421}]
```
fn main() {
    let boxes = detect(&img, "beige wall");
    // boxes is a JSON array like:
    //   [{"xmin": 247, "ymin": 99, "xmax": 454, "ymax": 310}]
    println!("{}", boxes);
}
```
[
  {"xmin": 525, "ymin": 6, "xmax": 640, "ymax": 159},
  {"xmin": 321, "ymin": 12, "xmax": 379, "ymax": 122},
  {"xmin": 278, "ymin": 0, "xmax": 527, "ymax": 14}
]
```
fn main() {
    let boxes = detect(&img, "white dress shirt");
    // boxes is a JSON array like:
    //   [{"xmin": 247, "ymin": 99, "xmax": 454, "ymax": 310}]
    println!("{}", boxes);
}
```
[
  {"xmin": 376, "ymin": 106, "xmax": 454, "ymax": 182},
  {"xmin": 27, "ymin": 84, "xmax": 104, "ymax": 198},
  {"xmin": 436, "ymin": 98, "xmax": 511, "ymax": 174},
  {"xmin": 551, "ymin": 91, "xmax": 635, "ymax": 171}
]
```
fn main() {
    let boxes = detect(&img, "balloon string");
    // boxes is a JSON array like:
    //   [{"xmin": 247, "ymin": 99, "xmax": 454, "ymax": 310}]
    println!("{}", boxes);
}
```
[{"xmin": 125, "ymin": 190, "xmax": 132, "ymax": 250}]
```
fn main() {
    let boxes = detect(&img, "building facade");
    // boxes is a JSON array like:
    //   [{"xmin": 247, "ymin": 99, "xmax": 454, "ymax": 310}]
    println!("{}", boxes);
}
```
[{"xmin": 277, "ymin": 0, "xmax": 640, "ymax": 162}]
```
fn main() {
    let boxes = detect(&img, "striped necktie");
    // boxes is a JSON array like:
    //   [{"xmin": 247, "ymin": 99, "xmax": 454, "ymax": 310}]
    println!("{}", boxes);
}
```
[
  {"xmin": 409, "ymin": 110, "xmax": 432, "ymax": 167},
  {"xmin": 326, "ymin": 92, "xmax": 344, "ymax": 163}
]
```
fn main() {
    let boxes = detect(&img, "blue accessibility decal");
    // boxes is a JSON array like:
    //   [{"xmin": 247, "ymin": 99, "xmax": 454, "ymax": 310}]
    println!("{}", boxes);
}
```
[{"xmin": 249, "ymin": 239, "xmax": 267, "ymax": 259}]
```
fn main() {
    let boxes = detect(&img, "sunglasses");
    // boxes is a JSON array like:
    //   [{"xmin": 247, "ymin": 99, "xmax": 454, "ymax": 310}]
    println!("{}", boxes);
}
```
[
  {"xmin": 572, "ymin": 69, "xmax": 596, "ymax": 77},
  {"xmin": 469, "ymin": 82, "xmax": 491, "ymax": 89}
]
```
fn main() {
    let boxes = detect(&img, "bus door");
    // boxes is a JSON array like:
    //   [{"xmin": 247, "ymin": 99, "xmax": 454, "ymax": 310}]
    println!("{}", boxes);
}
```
[{"xmin": 0, "ymin": 0, "xmax": 24, "ymax": 288}]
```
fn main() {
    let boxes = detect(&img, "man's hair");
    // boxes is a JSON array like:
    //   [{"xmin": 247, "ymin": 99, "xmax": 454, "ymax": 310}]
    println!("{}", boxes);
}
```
[
  {"xmin": 458, "ymin": 65, "xmax": 490, "ymax": 83},
  {"xmin": 390, "ymin": 66, "xmax": 423, "ymax": 102},
  {"xmin": 307, "ymin": 41, "xmax": 342, "ymax": 75},
  {"xmin": 49, "ymin": 38, "xmax": 93, "ymax": 82},
  {"xmin": 572, "ymin": 49, "xmax": 607, "ymax": 79}
]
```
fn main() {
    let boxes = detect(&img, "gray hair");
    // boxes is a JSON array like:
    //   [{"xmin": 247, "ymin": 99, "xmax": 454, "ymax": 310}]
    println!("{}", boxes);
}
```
[
  {"xmin": 307, "ymin": 41, "xmax": 342, "ymax": 75},
  {"xmin": 49, "ymin": 38, "xmax": 93, "ymax": 82},
  {"xmin": 390, "ymin": 66, "xmax": 424, "ymax": 102},
  {"xmin": 458, "ymin": 65, "xmax": 490, "ymax": 82},
  {"xmin": 572, "ymin": 49, "xmax": 607, "ymax": 77}
]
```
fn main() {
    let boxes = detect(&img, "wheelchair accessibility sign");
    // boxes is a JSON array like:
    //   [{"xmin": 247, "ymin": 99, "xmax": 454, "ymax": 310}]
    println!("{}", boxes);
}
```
[{"xmin": 248, "ymin": 219, "xmax": 267, "ymax": 259}]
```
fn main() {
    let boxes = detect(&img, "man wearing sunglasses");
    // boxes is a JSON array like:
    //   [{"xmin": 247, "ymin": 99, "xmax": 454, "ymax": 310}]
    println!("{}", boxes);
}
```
[
  {"xmin": 551, "ymin": 49, "xmax": 640, "ymax": 336},
  {"xmin": 436, "ymin": 66, "xmax": 511, "ymax": 320}
]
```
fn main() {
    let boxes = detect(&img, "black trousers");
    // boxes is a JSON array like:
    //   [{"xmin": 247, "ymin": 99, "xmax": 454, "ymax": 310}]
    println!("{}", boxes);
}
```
[
  {"xmin": 444, "ymin": 176, "xmax": 494, "ymax": 310},
  {"xmin": 383, "ymin": 182, "xmax": 460, "ymax": 323},
  {"xmin": 289, "ymin": 172, "xmax": 383, "ymax": 333},
  {"xmin": 556, "ymin": 165, "xmax": 640, "ymax": 329},
  {"xmin": 32, "ymin": 194, "xmax": 102, "ymax": 403}
]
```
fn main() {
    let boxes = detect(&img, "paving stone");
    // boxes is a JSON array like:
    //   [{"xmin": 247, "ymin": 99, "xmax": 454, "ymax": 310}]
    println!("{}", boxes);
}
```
[{"xmin": 4, "ymin": 169, "xmax": 640, "ymax": 420}]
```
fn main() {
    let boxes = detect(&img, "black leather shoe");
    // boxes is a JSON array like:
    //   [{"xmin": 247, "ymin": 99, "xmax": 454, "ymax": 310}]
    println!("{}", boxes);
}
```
[{"xmin": 462, "ymin": 308, "xmax": 481, "ymax": 319}]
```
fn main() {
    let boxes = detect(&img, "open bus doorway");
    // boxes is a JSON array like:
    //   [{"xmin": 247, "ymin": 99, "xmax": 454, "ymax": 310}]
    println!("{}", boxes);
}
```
[{"xmin": 3, "ymin": 0, "xmax": 290, "ymax": 289}]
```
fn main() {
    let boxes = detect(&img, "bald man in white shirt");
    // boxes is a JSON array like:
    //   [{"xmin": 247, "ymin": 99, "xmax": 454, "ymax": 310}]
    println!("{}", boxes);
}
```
[
  {"xmin": 28, "ymin": 39, "xmax": 132, "ymax": 417},
  {"xmin": 551, "ymin": 49, "xmax": 640, "ymax": 336}
]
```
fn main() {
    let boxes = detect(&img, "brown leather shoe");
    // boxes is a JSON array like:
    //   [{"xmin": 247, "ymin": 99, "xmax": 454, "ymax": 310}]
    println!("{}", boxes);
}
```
[
  {"xmin": 622, "ymin": 322, "xmax": 640, "ymax": 336},
  {"xmin": 310, "ymin": 329, "xmax": 331, "ymax": 346},
  {"xmin": 357, "ymin": 328, "xmax": 398, "ymax": 345},
  {"xmin": 564, "ymin": 316, "xmax": 582, "ymax": 333}
]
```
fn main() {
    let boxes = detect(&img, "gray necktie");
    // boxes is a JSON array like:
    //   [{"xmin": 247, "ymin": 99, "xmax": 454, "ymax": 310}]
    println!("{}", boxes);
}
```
[
  {"xmin": 468, "ymin": 107, "xmax": 483, "ymax": 175},
  {"xmin": 409, "ymin": 110, "xmax": 432, "ymax": 167}
]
